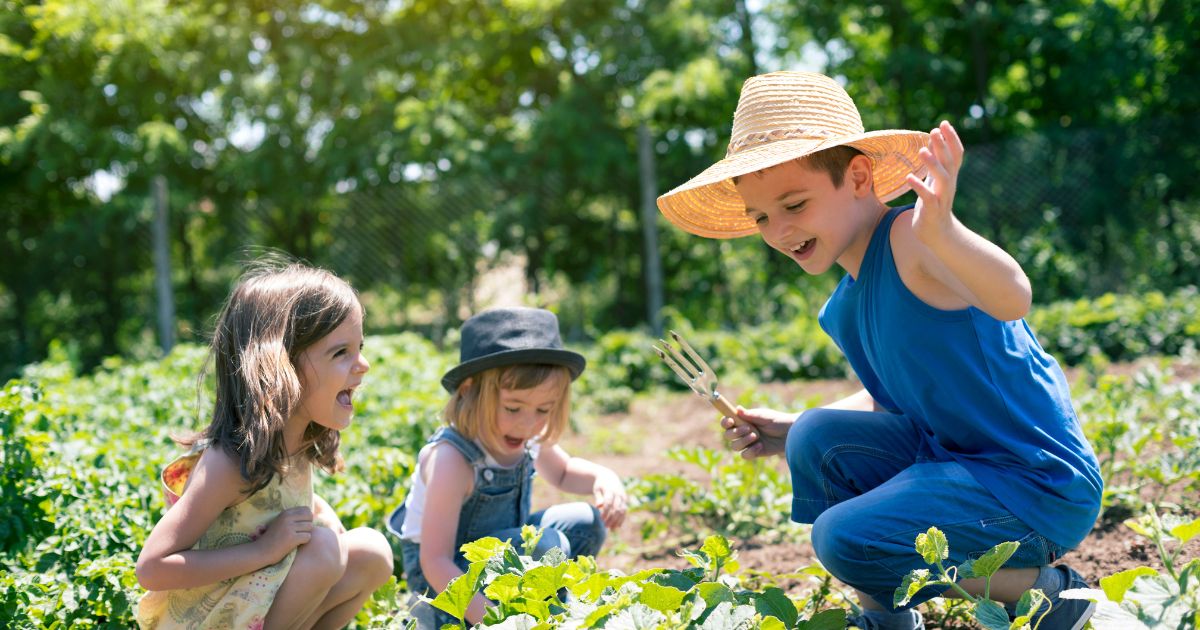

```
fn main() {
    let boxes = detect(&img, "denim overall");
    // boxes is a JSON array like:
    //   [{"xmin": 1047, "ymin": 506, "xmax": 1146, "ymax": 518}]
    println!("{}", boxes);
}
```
[{"xmin": 390, "ymin": 427, "xmax": 604, "ymax": 628}]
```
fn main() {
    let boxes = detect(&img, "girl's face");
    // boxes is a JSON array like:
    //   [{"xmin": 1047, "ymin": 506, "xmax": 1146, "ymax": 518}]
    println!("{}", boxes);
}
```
[
  {"xmin": 490, "ymin": 378, "xmax": 560, "ymax": 465},
  {"xmin": 293, "ymin": 307, "xmax": 370, "ymax": 432},
  {"xmin": 736, "ymin": 156, "xmax": 879, "ymax": 278}
]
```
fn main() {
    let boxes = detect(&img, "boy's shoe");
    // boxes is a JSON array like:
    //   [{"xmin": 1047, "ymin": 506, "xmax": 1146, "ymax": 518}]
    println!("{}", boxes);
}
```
[{"xmin": 1031, "ymin": 565, "xmax": 1096, "ymax": 630}]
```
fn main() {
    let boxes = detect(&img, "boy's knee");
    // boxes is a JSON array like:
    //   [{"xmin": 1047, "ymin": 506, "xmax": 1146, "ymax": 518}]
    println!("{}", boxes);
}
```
[
  {"xmin": 811, "ymin": 507, "xmax": 871, "ymax": 582},
  {"xmin": 293, "ymin": 525, "xmax": 347, "ymax": 584}
]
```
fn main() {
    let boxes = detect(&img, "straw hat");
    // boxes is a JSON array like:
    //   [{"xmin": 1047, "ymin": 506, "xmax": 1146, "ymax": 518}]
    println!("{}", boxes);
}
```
[{"xmin": 657, "ymin": 71, "xmax": 930, "ymax": 239}]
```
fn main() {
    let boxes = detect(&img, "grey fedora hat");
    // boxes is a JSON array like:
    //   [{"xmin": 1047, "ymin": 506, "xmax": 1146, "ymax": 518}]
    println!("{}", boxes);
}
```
[{"xmin": 441, "ymin": 307, "xmax": 586, "ymax": 393}]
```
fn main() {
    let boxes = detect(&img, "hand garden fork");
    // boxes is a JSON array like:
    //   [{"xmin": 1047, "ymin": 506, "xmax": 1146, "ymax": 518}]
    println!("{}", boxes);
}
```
[{"xmin": 652, "ymin": 331, "xmax": 744, "ymax": 426}]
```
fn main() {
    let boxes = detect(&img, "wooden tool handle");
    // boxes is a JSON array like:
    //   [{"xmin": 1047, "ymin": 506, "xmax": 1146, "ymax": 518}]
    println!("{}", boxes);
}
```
[{"xmin": 710, "ymin": 393, "xmax": 740, "ymax": 422}]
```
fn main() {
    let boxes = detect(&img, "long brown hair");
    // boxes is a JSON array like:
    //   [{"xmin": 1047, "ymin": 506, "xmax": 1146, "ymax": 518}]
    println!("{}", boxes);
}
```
[
  {"xmin": 188, "ymin": 259, "xmax": 360, "ymax": 494},
  {"xmin": 444, "ymin": 364, "xmax": 571, "ymax": 453}
]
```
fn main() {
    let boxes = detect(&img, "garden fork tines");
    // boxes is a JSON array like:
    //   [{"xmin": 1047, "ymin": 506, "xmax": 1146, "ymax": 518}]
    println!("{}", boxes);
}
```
[{"xmin": 652, "ymin": 331, "xmax": 743, "ymax": 425}]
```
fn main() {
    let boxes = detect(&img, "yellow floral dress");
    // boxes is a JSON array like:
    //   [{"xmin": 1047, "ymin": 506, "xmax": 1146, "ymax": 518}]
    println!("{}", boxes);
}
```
[{"xmin": 136, "ymin": 452, "xmax": 313, "ymax": 630}]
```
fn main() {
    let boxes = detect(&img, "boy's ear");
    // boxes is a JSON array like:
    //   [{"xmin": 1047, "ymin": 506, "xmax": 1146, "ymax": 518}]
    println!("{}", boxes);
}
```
[{"xmin": 848, "ymin": 154, "xmax": 875, "ymax": 197}]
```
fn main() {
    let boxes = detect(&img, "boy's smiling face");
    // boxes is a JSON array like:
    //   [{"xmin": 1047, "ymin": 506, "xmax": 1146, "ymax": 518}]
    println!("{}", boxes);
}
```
[{"xmin": 736, "ymin": 155, "xmax": 881, "ymax": 278}]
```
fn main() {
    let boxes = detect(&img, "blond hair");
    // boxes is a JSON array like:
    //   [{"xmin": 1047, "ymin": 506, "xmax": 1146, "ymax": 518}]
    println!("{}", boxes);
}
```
[{"xmin": 443, "ymin": 364, "xmax": 572, "ymax": 451}]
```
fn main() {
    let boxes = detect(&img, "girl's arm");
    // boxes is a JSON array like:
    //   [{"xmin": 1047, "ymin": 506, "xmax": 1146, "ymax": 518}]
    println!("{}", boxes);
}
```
[
  {"xmin": 901, "ymin": 121, "xmax": 1032, "ymax": 321},
  {"xmin": 417, "ymin": 443, "xmax": 491, "ymax": 625},
  {"xmin": 136, "ymin": 448, "xmax": 314, "ymax": 591},
  {"xmin": 535, "ymin": 445, "xmax": 627, "ymax": 529}
]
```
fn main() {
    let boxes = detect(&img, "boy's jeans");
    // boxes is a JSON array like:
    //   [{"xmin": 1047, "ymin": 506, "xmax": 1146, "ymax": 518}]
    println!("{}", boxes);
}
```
[{"xmin": 785, "ymin": 408, "xmax": 1068, "ymax": 611}]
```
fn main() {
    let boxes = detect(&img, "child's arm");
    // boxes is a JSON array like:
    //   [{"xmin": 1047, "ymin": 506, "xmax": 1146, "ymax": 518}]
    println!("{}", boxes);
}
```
[
  {"xmin": 723, "ymin": 389, "xmax": 880, "ymax": 458},
  {"xmin": 904, "ymin": 121, "xmax": 1033, "ymax": 321},
  {"xmin": 136, "ymin": 448, "xmax": 315, "ymax": 591},
  {"xmin": 535, "ymin": 445, "xmax": 627, "ymax": 529},
  {"xmin": 312, "ymin": 494, "xmax": 346, "ymax": 534},
  {"xmin": 417, "ymin": 443, "xmax": 491, "ymax": 625}
]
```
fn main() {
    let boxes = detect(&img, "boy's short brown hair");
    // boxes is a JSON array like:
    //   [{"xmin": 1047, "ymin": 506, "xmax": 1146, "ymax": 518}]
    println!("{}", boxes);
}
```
[{"xmin": 732, "ymin": 144, "xmax": 866, "ymax": 189}]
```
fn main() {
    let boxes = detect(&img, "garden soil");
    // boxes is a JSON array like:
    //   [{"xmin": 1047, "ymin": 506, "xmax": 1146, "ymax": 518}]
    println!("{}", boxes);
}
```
[{"xmin": 535, "ymin": 363, "xmax": 1199, "ymax": 621}]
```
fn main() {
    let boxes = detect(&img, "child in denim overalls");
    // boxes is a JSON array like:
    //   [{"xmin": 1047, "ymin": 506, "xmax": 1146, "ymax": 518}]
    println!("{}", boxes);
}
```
[
  {"xmin": 657, "ymin": 72, "xmax": 1102, "ymax": 630},
  {"xmin": 387, "ymin": 307, "xmax": 626, "ymax": 628}
]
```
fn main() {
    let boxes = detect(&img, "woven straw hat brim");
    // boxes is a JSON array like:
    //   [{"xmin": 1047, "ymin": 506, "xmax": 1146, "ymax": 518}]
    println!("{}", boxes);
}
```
[{"xmin": 658, "ymin": 129, "xmax": 930, "ymax": 239}]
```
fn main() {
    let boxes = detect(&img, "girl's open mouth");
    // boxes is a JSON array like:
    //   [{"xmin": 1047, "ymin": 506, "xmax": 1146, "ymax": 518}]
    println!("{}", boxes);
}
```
[
  {"xmin": 337, "ymin": 388, "xmax": 354, "ymax": 410},
  {"xmin": 503, "ymin": 435, "xmax": 524, "ymax": 449}
]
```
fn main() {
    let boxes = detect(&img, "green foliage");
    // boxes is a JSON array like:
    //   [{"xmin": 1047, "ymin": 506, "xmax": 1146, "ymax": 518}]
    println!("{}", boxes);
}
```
[
  {"xmin": 431, "ymin": 534, "xmax": 845, "ymax": 629},
  {"xmin": 628, "ymin": 446, "xmax": 798, "ymax": 542},
  {"xmin": 1060, "ymin": 509, "xmax": 1200, "ymax": 629},
  {"xmin": 897, "ymin": 527, "xmax": 1050, "ymax": 630},
  {"xmin": 1074, "ymin": 363, "xmax": 1200, "ymax": 520}
]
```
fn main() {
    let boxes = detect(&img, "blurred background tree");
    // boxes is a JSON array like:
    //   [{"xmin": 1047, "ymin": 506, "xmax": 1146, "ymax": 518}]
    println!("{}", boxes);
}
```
[{"xmin": 2, "ymin": 0, "xmax": 1198, "ymax": 379}]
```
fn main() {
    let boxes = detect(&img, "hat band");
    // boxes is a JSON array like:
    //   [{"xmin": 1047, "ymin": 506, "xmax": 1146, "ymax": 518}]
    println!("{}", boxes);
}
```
[{"xmin": 726, "ymin": 126, "xmax": 843, "ymax": 156}]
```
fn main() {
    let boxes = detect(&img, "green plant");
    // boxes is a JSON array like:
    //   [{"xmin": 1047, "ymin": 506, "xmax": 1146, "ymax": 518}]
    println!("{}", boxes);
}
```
[
  {"xmin": 1060, "ymin": 509, "xmax": 1200, "ymax": 629},
  {"xmin": 895, "ymin": 527, "xmax": 1050, "ymax": 630},
  {"xmin": 429, "ymin": 533, "xmax": 847, "ymax": 629}
]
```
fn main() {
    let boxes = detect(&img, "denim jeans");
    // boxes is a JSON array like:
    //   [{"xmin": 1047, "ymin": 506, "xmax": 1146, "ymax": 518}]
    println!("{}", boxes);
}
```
[{"xmin": 786, "ymin": 408, "xmax": 1068, "ymax": 611}]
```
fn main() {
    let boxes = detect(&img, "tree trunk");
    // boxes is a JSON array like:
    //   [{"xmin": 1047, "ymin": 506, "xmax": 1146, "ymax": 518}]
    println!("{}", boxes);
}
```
[
  {"xmin": 637, "ymin": 124, "xmax": 664, "ymax": 336},
  {"xmin": 153, "ymin": 175, "xmax": 176, "ymax": 353}
]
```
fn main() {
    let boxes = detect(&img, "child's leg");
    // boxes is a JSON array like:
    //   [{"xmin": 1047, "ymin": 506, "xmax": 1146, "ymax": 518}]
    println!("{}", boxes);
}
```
[
  {"xmin": 810, "ymin": 460, "xmax": 1059, "ymax": 613},
  {"xmin": 266, "ymin": 525, "xmax": 346, "ymax": 629},
  {"xmin": 304, "ymin": 527, "xmax": 394, "ymax": 630},
  {"xmin": 785, "ymin": 407, "xmax": 925, "ymax": 524},
  {"xmin": 528, "ymin": 502, "xmax": 606, "ymax": 558}
]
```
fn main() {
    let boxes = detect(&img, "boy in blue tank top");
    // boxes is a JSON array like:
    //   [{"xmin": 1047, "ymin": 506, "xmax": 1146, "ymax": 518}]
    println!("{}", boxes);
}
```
[{"xmin": 656, "ymin": 71, "xmax": 1102, "ymax": 630}]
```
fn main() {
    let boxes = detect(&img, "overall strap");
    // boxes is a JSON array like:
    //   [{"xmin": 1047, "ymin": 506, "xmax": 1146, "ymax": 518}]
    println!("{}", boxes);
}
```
[{"xmin": 428, "ymin": 426, "xmax": 487, "ymax": 467}]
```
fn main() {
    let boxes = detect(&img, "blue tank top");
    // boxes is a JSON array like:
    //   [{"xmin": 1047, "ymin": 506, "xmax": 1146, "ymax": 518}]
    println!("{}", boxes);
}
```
[{"xmin": 818, "ymin": 206, "xmax": 1102, "ymax": 549}]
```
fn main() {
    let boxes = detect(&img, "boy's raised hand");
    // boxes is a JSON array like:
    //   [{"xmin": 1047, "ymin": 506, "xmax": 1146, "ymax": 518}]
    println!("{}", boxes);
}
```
[
  {"xmin": 721, "ymin": 406, "xmax": 795, "ymax": 459},
  {"xmin": 907, "ymin": 120, "xmax": 966, "ymax": 245}
]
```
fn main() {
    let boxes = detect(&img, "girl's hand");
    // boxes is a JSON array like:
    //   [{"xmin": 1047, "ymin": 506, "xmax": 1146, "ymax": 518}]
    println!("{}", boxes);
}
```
[
  {"xmin": 722, "ymin": 406, "xmax": 797, "ymax": 459},
  {"xmin": 592, "ymin": 470, "xmax": 627, "ymax": 530},
  {"xmin": 257, "ymin": 506, "xmax": 315, "ymax": 563},
  {"xmin": 907, "ymin": 120, "xmax": 965, "ymax": 246}
]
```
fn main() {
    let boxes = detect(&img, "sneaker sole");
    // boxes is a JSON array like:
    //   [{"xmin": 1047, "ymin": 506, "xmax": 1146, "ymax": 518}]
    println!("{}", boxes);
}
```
[{"xmin": 1066, "ymin": 600, "xmax": 1097, "ymax": 630}]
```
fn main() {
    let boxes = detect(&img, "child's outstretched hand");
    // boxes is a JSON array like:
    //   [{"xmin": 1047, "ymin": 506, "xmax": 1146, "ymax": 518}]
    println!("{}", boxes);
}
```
[
  {"xmin": 722, "ymin": 406, "xmax": 795, "ymax": 459},
  {"xmin": 908, "ymin": 120, "xmax": 966, "ymax": 245},
  {"xmin": 257, "ymin": 506, "xmax": 315, "ymax": 563},
  {"xmin": 592, "ymin": 470, "xmax": 627, "ymax": 530}
]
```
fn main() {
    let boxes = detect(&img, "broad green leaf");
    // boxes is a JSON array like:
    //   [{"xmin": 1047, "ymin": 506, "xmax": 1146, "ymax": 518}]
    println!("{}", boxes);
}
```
[
  {"xmin": 605, "ymin": 603, "xmax": 666, "ymax": 629},
  {"xmin": 430, "ymin": 561, "xmax": 486, "ymax": 620},
  {"xmin": 1099, "ymin": 566, "xmax": 1158, "ymax": 603},
  {"xmin": 798, "ymin": 608, "xmax": 847, "ymax": 630},
  {"xmin": 700, "ymin": 535, "xmax": 733, "ymax": 565},
  {"xmin": 915, "ymin": 528, "xmax": 949, "ymax": 565},
  {"xmin": 1168, "ymin": 517, "xmax": 1200, "ymax": 544},
  {"xmin": 759, "ymin": 616, "xmax": 786, "ymax": 630},
  {"xmin": 972, "ymin": 599, "xmax": 1010, "ymax": 630},
  {"xmin": 695, "ymin": 582, "xmax": 735, "ymax": 611},
  {"xmin": 483, "ymin": 573, "xmax": 521, "ymax": 605},
  {"xmin": 637, "ymin": 581, "xmax": 686, "ymax": 614},
  {"xmin": 751, "ymin": 587, "xmax": 797, "ymax": 627},
  {"xmin": 1013, "ymin": 587, "xmax": 1048, "ymax": 620},
  {"xmin": 971, "ymin": 541, "xmax": 1020, "ymax": 578},
  {"xmin": 520, "ymin": 564, "xmax": 568, "ymax": 602},
  {"xmin": 462, "ymin": 537, "xmax": 510, "ymax": 563},
  {"xmin": 698, "ymin": 601, "xmax": 755, "ymax": 630},
  {"xmin": 894, "ymin": 569, "xmax": 932, "ymax": 607}
]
